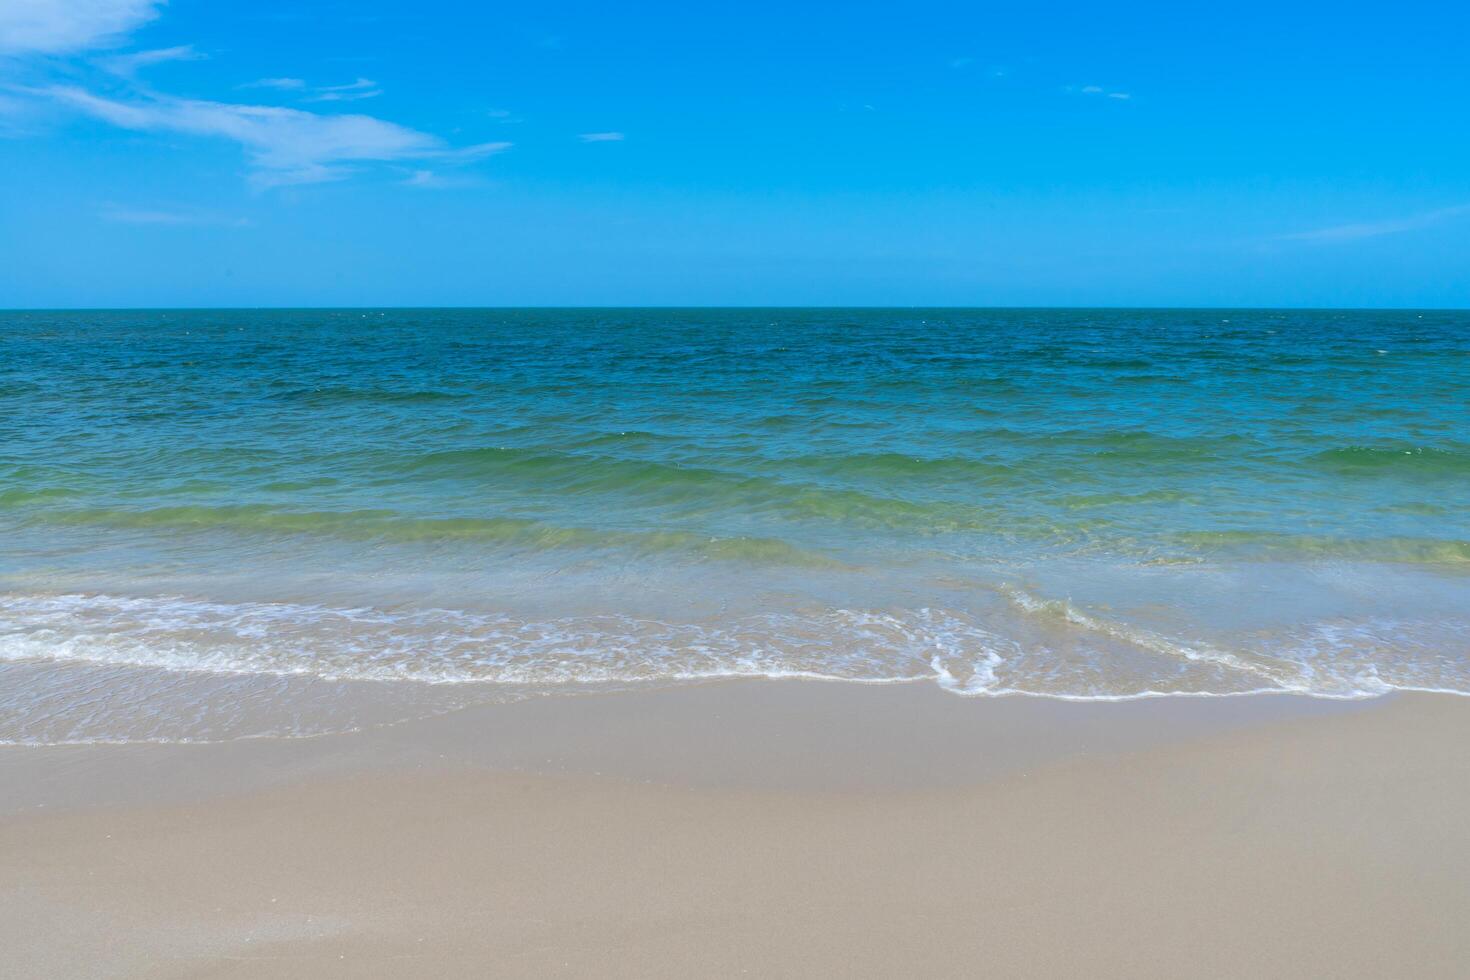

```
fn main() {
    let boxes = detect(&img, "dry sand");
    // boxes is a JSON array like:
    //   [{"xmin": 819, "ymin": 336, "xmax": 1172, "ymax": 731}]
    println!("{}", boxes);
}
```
[{"xmin": 2, "ymin": 681, "xmax": 1467, "ymax": 979}]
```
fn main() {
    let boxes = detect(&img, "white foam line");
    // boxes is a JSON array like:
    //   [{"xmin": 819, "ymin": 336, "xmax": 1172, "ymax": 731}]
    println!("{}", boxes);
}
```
[
  {"xmin": 3, "ymin": 591, "xmax": 1466, "ymax": 708},
  {"xmin": 1000, "ymin": 586, "xmax": 1310, "ymax": 686}
]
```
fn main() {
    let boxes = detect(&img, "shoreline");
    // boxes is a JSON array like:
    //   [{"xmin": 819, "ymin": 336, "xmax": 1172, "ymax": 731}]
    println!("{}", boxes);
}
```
[
  {"xmin": 0, "ymin": 679, "xmax": 1377, "ymax": 810},
  {"xmin": 4, "ymin": 681, "xmax": 1468, "ymax": 978}
]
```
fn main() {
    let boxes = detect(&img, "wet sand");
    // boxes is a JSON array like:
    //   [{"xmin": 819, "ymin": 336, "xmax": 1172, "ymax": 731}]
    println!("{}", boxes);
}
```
[{"xmin": 3, "ymin": 682, "xmax": 1468, "ymax": 978}]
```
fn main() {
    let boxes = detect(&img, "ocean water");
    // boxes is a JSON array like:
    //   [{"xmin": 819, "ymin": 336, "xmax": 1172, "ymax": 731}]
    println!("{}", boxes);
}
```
[{"xmin": 2, "ymin": 308, "xmax": 1467, "ymax": 743}]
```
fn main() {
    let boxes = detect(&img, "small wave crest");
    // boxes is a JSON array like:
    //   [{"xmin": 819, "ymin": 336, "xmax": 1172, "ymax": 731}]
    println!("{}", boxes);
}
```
[
  {"xmin": 1307, "ymin": 445, "xmax": 1470, "ymax": 476},
  {"xmin": 18, "ymin": 506, "xmax": 846, "ymax": 566}
]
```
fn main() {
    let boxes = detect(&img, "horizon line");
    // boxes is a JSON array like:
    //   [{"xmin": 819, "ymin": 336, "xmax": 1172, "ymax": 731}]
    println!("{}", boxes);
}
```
[{"xmin": 3, "ymin": 304, "xmax": 1467, "ymax": 313}]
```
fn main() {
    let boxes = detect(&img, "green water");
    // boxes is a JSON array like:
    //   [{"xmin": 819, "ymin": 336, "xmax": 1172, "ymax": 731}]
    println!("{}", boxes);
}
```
[{"xmin": 1, "ymin": 308, "xmax": 1466, "ymax": 742}]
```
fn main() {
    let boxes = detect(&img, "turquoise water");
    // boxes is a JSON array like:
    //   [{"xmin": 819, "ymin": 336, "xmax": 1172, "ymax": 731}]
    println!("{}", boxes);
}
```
[{"xmin": 2, "ymin": 308, "xmax": 1467, "ymax": 742}]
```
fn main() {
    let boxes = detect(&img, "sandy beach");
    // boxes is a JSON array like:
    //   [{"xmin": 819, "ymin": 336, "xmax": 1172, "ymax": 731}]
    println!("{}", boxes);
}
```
[
  {"xmin": 3, "ymin": 682, "xmax": 1467, "ymax": 979},
  {"xmin": 6, "ymin": 0, "xmax": 1468, "ymax": 975}
]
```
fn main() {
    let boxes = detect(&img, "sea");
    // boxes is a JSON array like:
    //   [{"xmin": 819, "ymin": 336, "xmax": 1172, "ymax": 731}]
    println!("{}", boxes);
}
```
[{"xmin": 2, "ymin": 308, "xmax": 1466, "ymax": 743}]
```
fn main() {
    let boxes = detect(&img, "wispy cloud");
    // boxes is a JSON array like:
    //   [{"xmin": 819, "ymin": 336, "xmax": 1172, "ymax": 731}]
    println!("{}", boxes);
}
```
[
  {"xmin": 243, "ymin": 77, "xmax": 308, "ymax": 91},
  {"xmin": 1279, "ymin": 205, "xmax": 1470, "ymax": 244},
  {"xmin": 100, "ymin": 205, "xmax": 251, "ymax": 227},
  {"xmin": 579, "ymin": 131, "xmax": 624, "ymax": 142},
  {"xmin": 304, "ymin": 77, "xmax": 382, "ymax": 103},
  {"xmin": 5, "ymin": 0, "xmax": 511, "ymax": 190},
  {"xmin": 99, "ymin": 44, "xmax": 203, "ymax": 77},
  {"xmin": 1073, "ymin": 84, "xmax": 1131, "ymax": 100},
  {"xmin": 0, "ymin": 0, "xmax": 162, "ymax": 55},
  {"xmin": 242, "ymin": 76, "xmax": 382, "ymax": 101},
  {"xmin": 401, "ymin": 169, "xmax": 490, "ymax": 190},
  {"xmin": 446, "ymin": 141, "xmax": 512, "ymax": 161},
  {"xmin": 39, "ymin": 86, "xmax": 509, "ymax": 187}
]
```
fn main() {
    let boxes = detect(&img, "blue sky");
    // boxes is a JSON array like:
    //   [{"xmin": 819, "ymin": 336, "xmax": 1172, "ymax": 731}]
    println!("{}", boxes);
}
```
[{"xmin": 1, "ymin": 0, "xmax": 1467, "ymax": 307}]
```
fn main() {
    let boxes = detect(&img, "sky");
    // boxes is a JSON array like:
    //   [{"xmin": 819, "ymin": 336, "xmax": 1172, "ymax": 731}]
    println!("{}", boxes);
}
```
[{"xmin": 1, "ymin": 0, "xmax": 1468, "ymax": 308}]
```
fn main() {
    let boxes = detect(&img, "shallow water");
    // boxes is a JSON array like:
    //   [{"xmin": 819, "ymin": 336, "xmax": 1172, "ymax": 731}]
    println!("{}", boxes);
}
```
[{"xmin": 2, "ymin": 308, "xmax": 1466, "ymax": 742}]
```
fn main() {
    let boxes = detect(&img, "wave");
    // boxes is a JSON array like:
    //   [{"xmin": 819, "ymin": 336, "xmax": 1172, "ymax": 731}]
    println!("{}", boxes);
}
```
[
  {"xmin": 1306, "ymin": 445, "xmax": 1470, "ymax": 476},
  {"xmin": 1006, "ymin": 429, "xmax": 1261, "ymax": 462},
  {"xmin": 2, "ymin": 591, "xmax": 1464, "ymax": 696},
  {"xmin": 9, "ymin": 491, "xmax": 1468, "ymax": 566},
  {"xmin": 999, "ymin": 588, "xmax": 1311, "ymax": 689},
  {"xmin": 394, "ymin": 446, "xmax": 1031, "ymax": 504},
  {"xmin": 19, "ymin": 505, "xmax": 846, "ymax": 566},
  {"xmin": 271, "ymin": 385, "xmax": 472, "ymax": 405},
  {"xmin": 1174, "ymin": 531, "xmax": 1470, "ymax": 565},
  {"xmin": 0, "ymin": 486, "xmax": 84, "ymax": 506},
  {"xmin": 774, "ymin": 451, "xmax": 1023, "ymax": 484},
  {"xmin": 1056, "ymin": 489, "xmax": 1201, "ymax": 510},
  {"xmin": 4, "ymin": 583, "xmax": 1466, "ymax": 744},
  {"xmin": 2, "ymin": 449, "xmax": 1021, "ymax": 537}
]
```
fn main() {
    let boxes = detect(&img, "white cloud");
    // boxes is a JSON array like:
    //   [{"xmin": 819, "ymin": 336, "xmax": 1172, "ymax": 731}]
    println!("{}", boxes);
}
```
[
  {"xmin": 242, "ymin": 76, "xmax": 382, "ymax": 102},
  {"xmin": 446, "ymin": 140, "xmax": 512, "ymax": 160},
  {"xmin": 579, "ymin": 131, "xmax": 624, "ymax": 142},
  {"xmin": 400, "ymin": 169, "xmax": 489, "ymax": 190},
  {"xmin": 99, "ymin": 43, "xmax": 200, "ymax": 76},
  {"xmin": 5, "ymin": 2, "xmax": 510, "ymax": 190},
  {"xmin": 1280, "ymin": 205, "xmax": 1470, "ymax": 244},
  {"xmin": 243, "ymin": 77, "xmax": 307, "ymax": 91},
  {"xmin": 1075, "ymin": 85, "xmax": 1131, "ymax": 100},
  {"xmin": 41, "ymin": 85, "xmax": 508, "ymax": 187},
  {"xmin": 0, "ymin": 0, "xmax": 163, "ymax": 55},
  {"xmin": 304, "ymin": 77, "xmax": 381, "ymax": 102}
]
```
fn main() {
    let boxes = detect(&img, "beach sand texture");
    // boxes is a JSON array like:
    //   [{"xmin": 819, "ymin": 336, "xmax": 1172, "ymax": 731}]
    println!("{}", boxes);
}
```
[{"xmin": 4, "ymin": 682, "xmax": 1467, "ymax": 979}]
